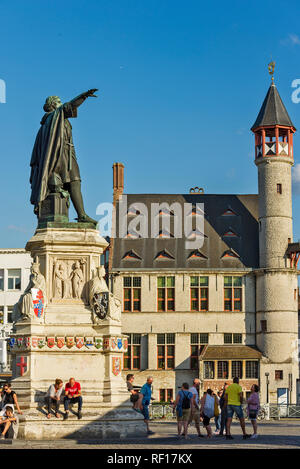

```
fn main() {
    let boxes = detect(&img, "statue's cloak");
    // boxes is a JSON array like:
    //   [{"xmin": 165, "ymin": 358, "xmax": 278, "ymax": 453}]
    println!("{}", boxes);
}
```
[{"xmin": 30, "ymin": 106, "xmax": 65, "ymax": 209}]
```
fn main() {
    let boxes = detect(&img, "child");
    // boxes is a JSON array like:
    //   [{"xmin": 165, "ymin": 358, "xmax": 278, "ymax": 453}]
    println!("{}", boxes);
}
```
[{"xmin": 0, "ymin": 406, "xmax": 18, "ymax": 439}]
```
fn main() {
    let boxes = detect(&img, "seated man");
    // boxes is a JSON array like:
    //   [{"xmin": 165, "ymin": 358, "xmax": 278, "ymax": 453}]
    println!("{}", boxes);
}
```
[
  {"xmin": 45, "ymin": 378, "xmax": 63, "ymax": 419},
  {"xmin": 0, "ymin": 406, "xmax": 18, "ymax": 440},
  {"xmin": 63, "ymin": 377, "xmax": 82, "ymax": 420},
  {"xmin": 126, "ymin": 374, "xmax": 139, "ymax": 404}
]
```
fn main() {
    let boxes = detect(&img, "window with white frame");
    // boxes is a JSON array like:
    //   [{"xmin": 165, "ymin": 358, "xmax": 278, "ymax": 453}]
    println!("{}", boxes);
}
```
[{"xmin": 7, "ymin": 269, "xmax": 21, "ymax": 290}]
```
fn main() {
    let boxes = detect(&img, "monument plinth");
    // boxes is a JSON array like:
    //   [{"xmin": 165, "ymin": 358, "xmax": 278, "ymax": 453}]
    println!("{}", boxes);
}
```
[{"xmin": 10, "ymin": 226, "xmax": 145, "ymax": 439}]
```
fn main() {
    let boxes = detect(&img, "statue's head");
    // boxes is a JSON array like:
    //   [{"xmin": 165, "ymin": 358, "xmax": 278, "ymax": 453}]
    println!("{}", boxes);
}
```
[
  {"xmin": 97, "ymin": 266, "xmax": 106, "ymax": 278},
  {"xmin": 43, "ymin": 95, "xmax": 62, "ymax": 112}
]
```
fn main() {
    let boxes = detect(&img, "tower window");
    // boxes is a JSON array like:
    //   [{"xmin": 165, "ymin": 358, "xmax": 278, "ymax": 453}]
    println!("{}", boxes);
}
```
[
  {"xmin": 261, "ymin": 320, "xmax": 267, "ymax": 332},
  {"xmin": 275, "ymin": 370, "xmax": 283, "ymax": 380},
  {"xmin": 277, "ymin": 184, "xmax": 282, "ymax": 194}
]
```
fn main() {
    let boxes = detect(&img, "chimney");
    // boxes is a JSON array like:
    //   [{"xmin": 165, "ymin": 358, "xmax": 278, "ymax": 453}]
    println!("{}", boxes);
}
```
[{"xmin": 113, "ymin": 162, "xmax": 124, "ymax": 202}]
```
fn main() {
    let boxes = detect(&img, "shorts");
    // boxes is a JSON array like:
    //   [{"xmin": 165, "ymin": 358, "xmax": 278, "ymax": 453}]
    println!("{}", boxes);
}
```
[
  {"xmin": 190, "ymin": 408, "xmax": 200, "ymax": 423},
  {"xmin": 227, "ymin": 405, "xmax": 244, "ymax": 419},
  {"xmin": 176, "ymin": 409, "xmax": 191, "ymax": 422},
  {"xmin": 248, "ymin": 410, "xmax": 258, "ymax": 420},
  {"xmin": 202, "ymin": 414, "xmax": 211, "ymax": 427}
]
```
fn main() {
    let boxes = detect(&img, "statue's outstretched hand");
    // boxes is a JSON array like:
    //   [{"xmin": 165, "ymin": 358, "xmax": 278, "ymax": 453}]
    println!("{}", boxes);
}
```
[{"xmin": 86, "ymin": 88, "xmax": 98, "ymax": 98}]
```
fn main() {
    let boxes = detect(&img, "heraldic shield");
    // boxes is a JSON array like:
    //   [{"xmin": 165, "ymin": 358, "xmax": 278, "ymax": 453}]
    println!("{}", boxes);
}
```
[
  {"xmin": 31, "ymin": 288, "xmax": 44, "ymax": 318},
  {"xmin": 92, "ymin": 291, "xmax": 109, "ymax": 320}
]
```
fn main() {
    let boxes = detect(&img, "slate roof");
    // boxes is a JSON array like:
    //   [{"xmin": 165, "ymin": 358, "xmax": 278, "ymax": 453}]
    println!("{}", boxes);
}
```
[
  {"xmin": 200, "ymin": 345, "xmax": 262, "ymax": 360},
  {"xmin": 111, "ymin": 193, "xmax": 259, "ymax": 271},
  {"xmin": 251, "ymin": 83, "xmax": 295, "ymax": 130}
]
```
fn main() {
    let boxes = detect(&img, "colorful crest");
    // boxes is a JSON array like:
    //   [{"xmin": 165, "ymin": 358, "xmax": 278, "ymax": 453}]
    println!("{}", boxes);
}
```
[
  {"xmin": 123, "ymin": 338, "xmax": 128, "ymax": 351},
  {"xmin": 38, "ymin": 337, "xmax": 45, "ymax": 349},
  {"xmin": 117, "ymin": 338, "xmax": 123, "ymax": 350},
  {"xmin": 24, "ymin": 337, "xmax": 31, "ymax": 349},
  {"xmin": 16, "ymin": 356, "xmax": 28, "ymax": 377},
  {"xmin": 31, "ymin": 337, "xmax": 38, "ymax": 348},
  {"xmin": 31, "ymin": 288, "xmax": 45, "ymax": 318},
  {"xmin": 112, "ymin": 357, "xmax": 121, "ymax": 376},
  {"xmin": 111, "ymin": 337, "xmax": 117, "ymax": 349},
  {"xmin": 85, "ymin": 337, "xmax": 94, "ymax": 348},
  {"xmin": 56, "ymin": 337, "xmax": 65, "ymax": 349},
  {"xmin": 47, "ymin": 337, "xmax": 55, "ymax": 348},
  {"xmin": 76, "ymin": 337, "xmax": 84, "ymax": 349},
  {"xmin": 94, "ymin": 337, "xmax": 103, "ymax": 350},
  {"xmin": 66, "ymin": 337, "xmax": 75, "ymax": 348},
  {"xmin": 103, "ymin": 338, "xmax": 110, "ymax": 350},
  {"xmin": 9, "ymin": 338, "xmax": 16, "ymax": 349},
  {"xmin": 17, "ymin": 337, "xmax": 23, "ymax": 348}
]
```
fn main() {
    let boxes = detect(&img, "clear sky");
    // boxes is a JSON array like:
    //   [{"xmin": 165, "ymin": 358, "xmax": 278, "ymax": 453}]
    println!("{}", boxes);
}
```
[{"xmin": 1, "ymin": 0, "xmax": 300, "ymax": 247}]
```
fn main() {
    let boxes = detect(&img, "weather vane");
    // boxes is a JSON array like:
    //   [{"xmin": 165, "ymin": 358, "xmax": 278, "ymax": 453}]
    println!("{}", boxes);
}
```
[{"xmin": 268, "ymin": 60, "xmax": 275, "ymax": 83}]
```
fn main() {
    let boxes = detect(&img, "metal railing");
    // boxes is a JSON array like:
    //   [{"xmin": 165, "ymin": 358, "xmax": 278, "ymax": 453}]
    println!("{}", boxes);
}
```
[{"xmin": 148, "ymin": 403, "xmax": 300, "ymax": 420}]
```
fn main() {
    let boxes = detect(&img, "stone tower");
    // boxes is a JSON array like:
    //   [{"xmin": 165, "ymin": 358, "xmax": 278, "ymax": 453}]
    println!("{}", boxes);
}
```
[{"xmin": 252, "ymin": 80, "xmax": 299, "ymax": 404}]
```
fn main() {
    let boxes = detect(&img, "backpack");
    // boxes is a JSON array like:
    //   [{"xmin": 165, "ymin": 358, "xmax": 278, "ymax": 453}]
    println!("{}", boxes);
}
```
[
  {"xmin": 181, "ymin": 391, "xmax": 190, "ymax": 410},
  {"xmin": 203, "ymin": 394, "xmax": 215, "ymax": 418}
]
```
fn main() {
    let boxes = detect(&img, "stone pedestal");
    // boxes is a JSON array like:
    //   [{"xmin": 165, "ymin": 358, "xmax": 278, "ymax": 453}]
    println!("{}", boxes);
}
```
[{"xmin": 10, "ymin": 226, "xmax": 145, "ymax": 439}]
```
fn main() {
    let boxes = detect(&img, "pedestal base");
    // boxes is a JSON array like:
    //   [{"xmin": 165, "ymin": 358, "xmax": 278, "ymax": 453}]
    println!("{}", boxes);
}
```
[{"xmin": 18, "ymin": 405, "xmax": 146, "ymax": 440}]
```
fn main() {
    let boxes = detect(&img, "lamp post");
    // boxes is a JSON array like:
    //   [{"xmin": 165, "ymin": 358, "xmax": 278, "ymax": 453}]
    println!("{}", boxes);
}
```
[{"xmin": 265, "ymin": 372, "xmax": 270, "ymax": 404}]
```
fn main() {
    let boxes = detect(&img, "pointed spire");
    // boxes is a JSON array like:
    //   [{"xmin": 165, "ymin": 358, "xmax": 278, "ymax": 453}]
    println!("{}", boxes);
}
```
[{"xmin": 251, "ymin": 83, "xmax": 295, "ymax": 131}]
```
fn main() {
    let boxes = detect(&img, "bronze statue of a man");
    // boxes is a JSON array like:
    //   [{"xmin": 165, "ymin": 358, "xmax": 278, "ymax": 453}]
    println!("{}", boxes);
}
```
[{"xmin": 30, "ymin": 89, "xmax": 98, "ymax": 224}]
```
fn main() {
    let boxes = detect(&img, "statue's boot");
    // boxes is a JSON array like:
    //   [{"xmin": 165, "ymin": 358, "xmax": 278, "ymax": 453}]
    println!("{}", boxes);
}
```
[{"xmin": 69, "ymin": 180, "xmax": 98, "ymax": 225}]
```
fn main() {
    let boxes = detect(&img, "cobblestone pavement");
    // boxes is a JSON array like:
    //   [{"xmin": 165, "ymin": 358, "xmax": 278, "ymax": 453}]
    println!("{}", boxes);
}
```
[{"xmin": 1, "ymin": 420, "xmax": 300, "ymax": 449}]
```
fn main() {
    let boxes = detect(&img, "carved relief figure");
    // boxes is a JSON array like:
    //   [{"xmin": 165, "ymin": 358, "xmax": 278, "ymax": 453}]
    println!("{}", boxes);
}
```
[
  {"xmin": 18, "ymin": 258, "xmax": 46, "ymax": 321},
  {"xmin": 71, "ymin": 260, "xmax": 84, "ymax": 299},
  {"xmin": 89, "ymin": 266, "xmax": 121, "ymax": 324},
  {"xmin": 53, "ymin": 258, "xmax": 86, "ymax": 300}
]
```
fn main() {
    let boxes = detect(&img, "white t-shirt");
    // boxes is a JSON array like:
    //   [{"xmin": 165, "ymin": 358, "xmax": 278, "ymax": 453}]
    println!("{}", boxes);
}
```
[
  {"xmin": 189, "ymin": 386, "xmax": 199, "ymax": 406},
  {"xmin": 47, "ymin": 384, "xmax": 63, "ymax": 399}
]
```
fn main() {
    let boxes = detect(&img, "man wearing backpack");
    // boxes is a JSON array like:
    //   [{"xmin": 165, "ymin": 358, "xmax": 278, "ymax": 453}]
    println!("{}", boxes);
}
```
[{"xmin": 173, "ymin": 383, "xmax": 195, "ymax": 440}]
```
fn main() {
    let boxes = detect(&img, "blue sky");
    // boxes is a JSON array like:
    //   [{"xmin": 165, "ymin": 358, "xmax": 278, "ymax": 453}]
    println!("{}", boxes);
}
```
[{"xmin": 1, "ymin": 0, "xmax": 300, "ymax": 247}]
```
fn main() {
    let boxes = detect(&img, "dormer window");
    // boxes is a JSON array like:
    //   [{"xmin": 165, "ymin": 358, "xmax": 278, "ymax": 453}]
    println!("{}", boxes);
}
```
[
  {"xmin": 221, "ymin": 249, "xmax": 240, "ymax": 259},
  {"xmin": 188, "ymin": 250, "xmax": 207, "ymax": 259},
  {"xmin": 223, "ymin": 228, "xmax": 238, "ymax": 238},
  {"xmin": 222, "ymin": 208, "xmax": 237, "ymax": 217},
  {"xmin": 155, "ymin": 249, "xmax": 175, "ymax": 260},
  {"xmin": 122, "ymin": 250, "xmax": 142, "ymax": 260}
]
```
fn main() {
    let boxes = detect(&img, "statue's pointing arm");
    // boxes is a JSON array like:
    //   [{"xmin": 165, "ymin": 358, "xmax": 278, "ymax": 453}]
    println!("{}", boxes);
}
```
[{"xmin": 63, "ymin": 89, "xmax": 98, "ymax": 117}]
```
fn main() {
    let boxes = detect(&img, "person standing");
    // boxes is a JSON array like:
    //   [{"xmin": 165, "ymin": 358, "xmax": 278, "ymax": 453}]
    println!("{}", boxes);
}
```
[
  {"xmin": 218, "ymin": 383, "xmax": 228, "ymax": 436},
  {"xmin": 247, "ymin": 384, "xmax": 260, "ymax": 439},
  {"xmin": 0, "ymin": 383, "xmax": 22, "ymax": 415},
  {"xmin": 225, "ymin": 377, "xmax": 250, "ymax": 440},
  {"xmin": 200, "ymin": 389, "xmax": 215, "ymax": 438},
  {"xmin": 45, "ymin": 378, "xmax": 63, "ymax": 419},
  {"xmin": 63, "ymin": 377, "xmax": 83, "ymax": 420},
  {"xmin": 213, "ymin": 391, "xmax": 221, "ymax": 434},
  {"xmin": 173, "ymin": 383, "xmax": 194, "ymax": 440},
  {"xmin": 188, "ymin": 379, "xmax": 204, "ymax": 437},
  {"xmin": 134, "ymin": 376, "xmax": 155, "ymax": 435}
]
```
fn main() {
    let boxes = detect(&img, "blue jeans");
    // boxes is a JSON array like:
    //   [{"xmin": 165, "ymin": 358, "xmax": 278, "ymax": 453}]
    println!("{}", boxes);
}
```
[
  {"xmin": 227, "ymin": 405, "xmax": 244, "ymax": 419},
  {"xmin": 215, "ymin": 414, "xmax": 221, "ymax": 430},
  {"xmin": 64, "ymin": 395, "xmax": 82, "ymax": 412}
]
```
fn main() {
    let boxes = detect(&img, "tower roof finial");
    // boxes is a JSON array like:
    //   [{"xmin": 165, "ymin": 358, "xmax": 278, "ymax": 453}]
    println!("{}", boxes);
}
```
[{"xmin": 268, "ymin": 60, "xmax": 275, "ymax": 84}]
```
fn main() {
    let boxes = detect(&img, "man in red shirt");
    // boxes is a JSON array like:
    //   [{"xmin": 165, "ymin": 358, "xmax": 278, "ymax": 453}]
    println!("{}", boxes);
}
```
[{"xmin": 63, "ymin": 377, "xmax": 82, "ymax": 420}]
